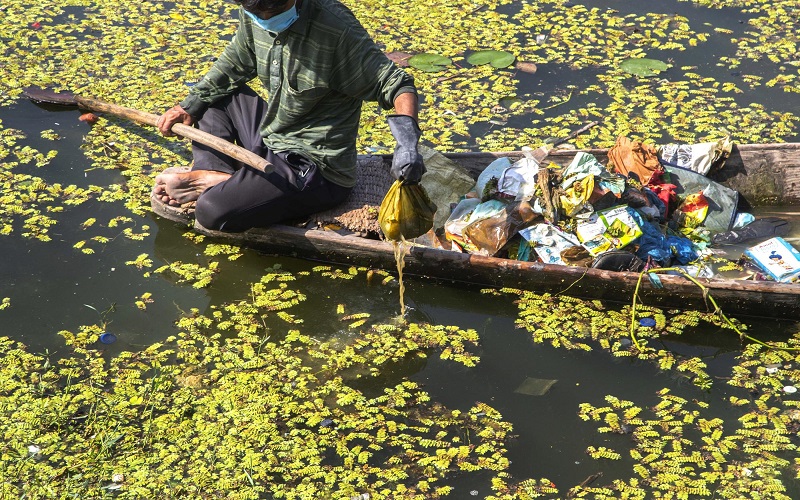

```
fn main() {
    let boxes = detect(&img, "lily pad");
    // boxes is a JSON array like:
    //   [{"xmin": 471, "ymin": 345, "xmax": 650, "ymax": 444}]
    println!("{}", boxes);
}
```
[
  {"xmin": 408, "ymin": 53, "xmax": 452, "ymax": 72},
  {"xmin": 620, "ymin": 57, "xmax": 669, "ymax": 77},
  {"xmin": 467, "ymin": 50, "xmax": 516, "ymax": 69}
]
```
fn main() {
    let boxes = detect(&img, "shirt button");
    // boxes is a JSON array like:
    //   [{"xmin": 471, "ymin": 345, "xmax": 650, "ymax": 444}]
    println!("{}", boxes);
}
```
[{"xmin": 272, "ymin": 60, "xmax": 278, "ymax": 65}]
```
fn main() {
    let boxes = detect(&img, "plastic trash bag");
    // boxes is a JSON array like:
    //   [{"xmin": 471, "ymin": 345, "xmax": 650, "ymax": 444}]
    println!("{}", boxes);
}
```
[
  {"xmin": 665, "ymin": 165, "xmax": 737, "ymax": 232},
  {"xmin": 560, "ymin": 151, "xmax": 605, "ymax": 190},
  {"xmin": 672, "ymin": 191, "xmax": 709, "ymax": 236},
  {"xmin": 519, "ymin": 222, "xmax": 581, "ymax": 265},
  {"xmin": 629, "ymin": 209, "xmax": 698, "ymax": 265},
  {"xmin": 418, "ymin": 145, "xmax": 476, "ymax": 230},
  {"xmin": 379, "ymin": 180, "xmax": 437, "ymax": 241},
  {"xmin": 516, "ymin": 238, "xmax": 533, "ymax": 261},
  {"xmin": 575, "ymin": 206, "xmax": 643, "ymax": 256},
  {"xmin": 560, "ymin": 175, "xmax": 595, "ymax": 217},
  {"xmin": 499, "ymin": 149, "xmax": 539, "ymax": 201},
  {"xmin": 475, "ymin": 157, "xmax": 511, "ymax": 200},
  {"xmin": 658, "ymin": 136, "xmax": 733, "ymax": 176},
  {"xmin": 463, "ymin": 200, "xmax": 540, "ymax": 256},
  {"xmin": 733, "ymin": 212, "xmax": 755, "ymax": 229},
  {"xmin": 669, "ymin": 264, "xmax": 715, "ymax": 278},
  {"xmin": 465, "ymin": 199, "xmax": 509, "ymax": 225},
  {"xmin": 444, "ymin": 197, "xmax": 482, "ymax": 252},
  {"xmin": 712, "ymin": 217, "xmax": 791, "ymax": 245}
]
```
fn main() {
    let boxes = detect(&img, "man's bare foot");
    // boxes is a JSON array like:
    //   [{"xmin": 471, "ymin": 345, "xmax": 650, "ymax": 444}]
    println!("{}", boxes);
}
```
[{"xmin": 153, "ymin": 169, "xmax": 232, "ymax": 206}]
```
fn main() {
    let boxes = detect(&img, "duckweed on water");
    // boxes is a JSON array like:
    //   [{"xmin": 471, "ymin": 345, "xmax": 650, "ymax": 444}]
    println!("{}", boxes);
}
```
[
  {"xmin": 493, "ymin": 286, "xmax": 800, "ymax": 498},
  {"xmin": 4, "ymin": 267, "xmax": 800, "ymax": 497},
  {"xmin": 3, "ymin": 0, "xmax": 800, "ymax": 496},
  {"xmin": 0, "ymin": 271, "xmax": 506, "ymax": 499}
]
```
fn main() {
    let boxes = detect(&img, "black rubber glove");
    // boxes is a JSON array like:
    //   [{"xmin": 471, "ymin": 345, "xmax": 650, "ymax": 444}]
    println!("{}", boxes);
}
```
[{"xmin": 388, "ymin": 114, "xmax": 426, "ymax": 183}]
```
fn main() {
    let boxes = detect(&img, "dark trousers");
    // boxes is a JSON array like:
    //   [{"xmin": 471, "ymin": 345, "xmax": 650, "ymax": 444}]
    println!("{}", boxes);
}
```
[{"xmin": 191, "ymin": 86, "xmax": 351, "ymax": 231}]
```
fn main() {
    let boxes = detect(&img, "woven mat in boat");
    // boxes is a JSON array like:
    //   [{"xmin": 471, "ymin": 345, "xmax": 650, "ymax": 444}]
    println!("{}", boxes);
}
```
[{"xmin": 309, "ymin": 155, "xmax": 392, "ymax": 236}]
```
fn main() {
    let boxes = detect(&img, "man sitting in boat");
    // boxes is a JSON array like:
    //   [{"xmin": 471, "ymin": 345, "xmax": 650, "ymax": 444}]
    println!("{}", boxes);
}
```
[{"xmin": 153, "ymin": 0, "xmax": 424, "ymax": 231}]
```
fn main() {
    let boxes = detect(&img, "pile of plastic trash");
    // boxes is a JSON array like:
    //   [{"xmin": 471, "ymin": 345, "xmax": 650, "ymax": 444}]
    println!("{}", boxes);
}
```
[{"xmin": 437, "ymin": 135, "xmax": 800, "ymax": 283}]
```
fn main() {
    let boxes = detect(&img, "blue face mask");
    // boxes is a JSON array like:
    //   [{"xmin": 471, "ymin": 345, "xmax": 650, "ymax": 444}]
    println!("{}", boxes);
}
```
[{"xmin": 244, "ymin": 4, "xmax": 299, "ymax": 34}]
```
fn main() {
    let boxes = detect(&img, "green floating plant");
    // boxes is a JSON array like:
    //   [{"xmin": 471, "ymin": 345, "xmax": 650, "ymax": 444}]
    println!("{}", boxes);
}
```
[
  {"xmin": 619, "ymin": 57, "xmax": 670, "ymax": 77},
  {"xmin": 408, "ymin": 53, "xmax": 453, "ymax": 72},
  {"xmin": 467, "ymin": 50, "xmax": 516, "ymax": 69},
  {"xmin": 153, "ymin": 260, "xmax": 219, "ymax": 289},
  {"xmin": 575, "ymin": 386, "xmax": 800, "ymax": 499},
  {"xmin": 2, "ymin": 0, "xmax": 800, "ymax": 497},
  {"xmin": 0, "ymin": 269, "xmax": 514, "ymax": 499}
]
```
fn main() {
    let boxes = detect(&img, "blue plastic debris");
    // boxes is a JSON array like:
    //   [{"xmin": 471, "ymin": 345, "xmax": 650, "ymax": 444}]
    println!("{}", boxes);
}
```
[
  {"xmin": 99, "ymin": 333, "xmax": 117, "ymax": 344},
  {"xmin": 639, "ymin": 318, "xmax": 657, "ymax": 328},
  {"xmin": 647, "ymin": 272, "xmax": 664, "ymax": 289}
]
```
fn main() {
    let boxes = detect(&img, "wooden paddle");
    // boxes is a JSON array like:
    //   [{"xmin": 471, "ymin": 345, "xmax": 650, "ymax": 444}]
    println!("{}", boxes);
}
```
[{"xmin": 22, "ymin": 86, "xmax": 273, "ymax": 173}]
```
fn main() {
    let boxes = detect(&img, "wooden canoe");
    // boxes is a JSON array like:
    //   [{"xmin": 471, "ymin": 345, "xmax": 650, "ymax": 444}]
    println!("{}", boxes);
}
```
[{"xmin": 151, "ymin": 143, "xmax": 800, "ymax": 320}]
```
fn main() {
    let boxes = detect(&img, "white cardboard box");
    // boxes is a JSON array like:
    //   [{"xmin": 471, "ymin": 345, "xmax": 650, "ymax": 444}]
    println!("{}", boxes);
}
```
[{"xmin": 744, "ymin": 237, "xmax": 800, "ymax": 283}]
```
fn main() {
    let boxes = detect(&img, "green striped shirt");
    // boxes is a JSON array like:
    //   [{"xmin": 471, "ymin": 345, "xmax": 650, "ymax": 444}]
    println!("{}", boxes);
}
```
[{"xmin": 180, "ymin": 0, "xmax": 416, "ymax": 187}]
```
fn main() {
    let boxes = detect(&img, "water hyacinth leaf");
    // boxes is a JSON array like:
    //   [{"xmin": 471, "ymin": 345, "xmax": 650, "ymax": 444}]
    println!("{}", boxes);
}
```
[
  {"xmin": 620, "ymin": 57, "xmax": 669, "ymax": 77},
  {"xmin": 408, "ymin": 53, "xmax": 452, "ymax": 72},
  {"xmin": 467, "ymin": 50, "xmax": 516, "ymax": 68}
]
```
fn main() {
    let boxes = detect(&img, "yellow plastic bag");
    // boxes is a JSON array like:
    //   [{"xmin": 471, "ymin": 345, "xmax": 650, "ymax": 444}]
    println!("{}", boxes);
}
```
[
  {"xmin": 559, "ymin": 175, "xmax": 594, "ymax": 217},
  {"xmin": 379, "ymin": 180, "xmax": 437, "ymax": 241}
]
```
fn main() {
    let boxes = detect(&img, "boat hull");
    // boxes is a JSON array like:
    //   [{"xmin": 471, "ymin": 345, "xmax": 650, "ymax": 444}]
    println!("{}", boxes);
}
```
[
  {"xmin": 186, "ymin": 222, "xmax": 800, "ymax": 320},
  {"xmin": 151, "ymin": 144, "xmax": 800, "ymax": 319}
]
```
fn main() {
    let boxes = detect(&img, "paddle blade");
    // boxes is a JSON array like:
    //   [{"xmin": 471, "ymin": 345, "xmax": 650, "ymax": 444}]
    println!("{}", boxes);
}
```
[{"xmin": 22, "ymin": 86, "xmax": 79, "ymax": 106}]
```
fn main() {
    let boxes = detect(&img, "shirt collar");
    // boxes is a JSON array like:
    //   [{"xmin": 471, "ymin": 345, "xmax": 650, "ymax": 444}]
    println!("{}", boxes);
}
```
[{"xmin": 286, "ymin": 0, "xmax": 308, "ymax": 35}]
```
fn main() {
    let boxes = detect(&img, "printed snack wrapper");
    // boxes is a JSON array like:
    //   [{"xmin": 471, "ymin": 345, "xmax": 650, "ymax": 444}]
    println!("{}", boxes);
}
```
[
  {"xmin": 580, "ymin": 236, "xmax": 613, "ymax": 257},
  {"xmin": 744, "ymin": 237, "xmax": 800, "ymax": 283},
  {"xmin": 519, "ymin": 223, "xmax": 580, "ymax": 265},
  {"xmin": 575, "ymin": 206, "xmax": 643, "ymax": 256}
]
